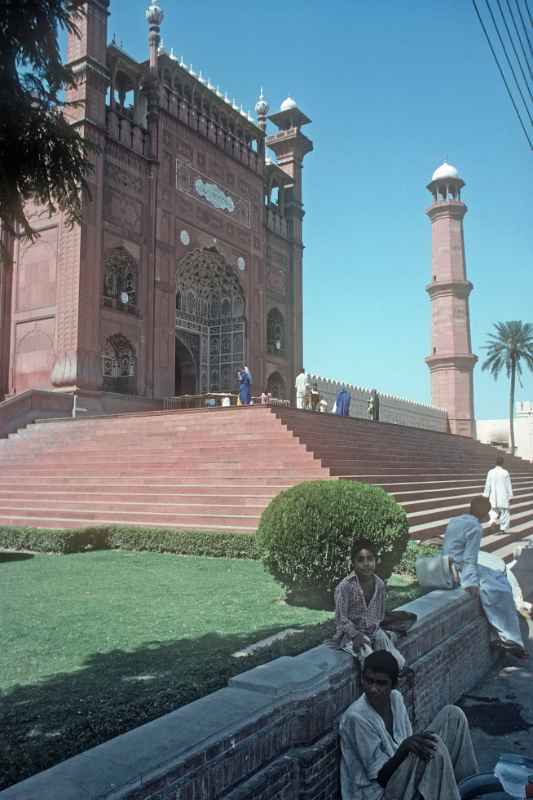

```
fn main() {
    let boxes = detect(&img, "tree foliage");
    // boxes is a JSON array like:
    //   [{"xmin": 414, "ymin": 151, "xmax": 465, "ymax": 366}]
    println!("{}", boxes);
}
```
[
  {"xmin": 0, "ymin": 0, "xmax": 93, "ymax": 250},
  {"xmin": 482, "ymin": 321, "xmax": 533, "ymax": 455}
]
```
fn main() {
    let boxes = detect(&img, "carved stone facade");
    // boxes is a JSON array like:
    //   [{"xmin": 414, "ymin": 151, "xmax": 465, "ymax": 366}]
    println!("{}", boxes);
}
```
[{"xmin": 0, "ymin": 0, "xmax": 312, "ymax": 404}]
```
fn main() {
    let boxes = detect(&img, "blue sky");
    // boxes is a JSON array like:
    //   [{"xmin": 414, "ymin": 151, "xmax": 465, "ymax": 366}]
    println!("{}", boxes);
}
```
[{"xmin": 106, "ymin": 0, "xmax": 532, "ymax": 419}]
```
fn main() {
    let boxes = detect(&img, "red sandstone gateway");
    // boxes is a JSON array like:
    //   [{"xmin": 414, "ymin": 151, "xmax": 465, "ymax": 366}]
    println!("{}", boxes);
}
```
[{"xmin": 0, "ymin": 0, "xmax": 312, "ymax": 409}]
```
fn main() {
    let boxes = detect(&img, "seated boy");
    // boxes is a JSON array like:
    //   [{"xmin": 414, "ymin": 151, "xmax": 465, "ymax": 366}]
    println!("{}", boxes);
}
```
[
  {"xmin": 340, "ymin": 650, "xmax": 478, "ymax": 799},
  {"xmin": 332, "ymin": 538, "xmax": 405, "ymax": 670}
]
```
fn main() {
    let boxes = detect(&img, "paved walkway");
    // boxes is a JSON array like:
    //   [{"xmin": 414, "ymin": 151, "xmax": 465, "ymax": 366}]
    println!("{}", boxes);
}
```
[{"xmin": 460, "ymin": 615, "xmax": 533, "ymax": 772}]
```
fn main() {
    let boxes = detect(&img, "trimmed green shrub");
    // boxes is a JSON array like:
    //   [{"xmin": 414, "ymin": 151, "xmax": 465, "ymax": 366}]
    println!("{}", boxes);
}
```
[
  {"xmin": 0, "ymin": 525, "xmax": 257, "ymax": 559},
  {"xmin": 107, "ymin": 526, "xmax": 257, "ymax": 559},
  {"xmin": 0, "ymin": 526, "xmax": 109, "ymax": 554},
  {"xmin": 256, "ymin": 480, "xmax": 410, "ymax": 598}
]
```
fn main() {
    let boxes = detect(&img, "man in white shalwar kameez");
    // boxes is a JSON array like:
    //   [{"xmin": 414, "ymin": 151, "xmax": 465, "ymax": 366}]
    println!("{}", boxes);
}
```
[
  {"xmin": 294, "ymin": 368, "xmax": 308, "ymax": 410},
  {"xmin": 340, "ymin": 650, "xmax": 478, "ymax": 800},
  {"xmin": 442, "ymin": 496, "xmax": 527, "ymax": 660},
  {"xmin": 483, "ymin": 454, "xmax": 513, "ymax": 532}
]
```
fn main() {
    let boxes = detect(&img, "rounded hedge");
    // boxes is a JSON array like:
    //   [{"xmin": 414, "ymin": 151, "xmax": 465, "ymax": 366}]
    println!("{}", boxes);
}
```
[{"xmin": 256, "ymin": 480, "xmax": 409, "ymax": 600}]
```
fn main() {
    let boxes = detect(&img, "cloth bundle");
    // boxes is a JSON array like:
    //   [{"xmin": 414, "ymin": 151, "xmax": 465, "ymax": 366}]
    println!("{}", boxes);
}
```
[{"xmin": 416, "ymin": 554, "xmax": 459, "ymax": 590}]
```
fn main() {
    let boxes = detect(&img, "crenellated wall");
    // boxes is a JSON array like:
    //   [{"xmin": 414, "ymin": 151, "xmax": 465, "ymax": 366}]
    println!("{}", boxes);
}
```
[
  {"xmin": 0, "ymin": 591, "xmax": 497, "ymax": 800},
  {"xmin": 308, "ymin": 374, "xmax": 449, "ymax": 432}
]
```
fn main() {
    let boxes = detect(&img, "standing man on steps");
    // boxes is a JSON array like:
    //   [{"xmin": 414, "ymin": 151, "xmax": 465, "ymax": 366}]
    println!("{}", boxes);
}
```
[
  {"xmin": 483, "ymin": 454, "xmax": 513, "ymax": 533},
  {"xmin": 295, "ymin": 368, "xmax": 308, "ymax": 410}
]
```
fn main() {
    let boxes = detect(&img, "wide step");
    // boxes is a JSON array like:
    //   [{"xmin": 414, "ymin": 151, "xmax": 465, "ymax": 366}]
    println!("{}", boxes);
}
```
[{"xmin": 1, "ymin": 404, "xmax": 532, "ymax": 553}]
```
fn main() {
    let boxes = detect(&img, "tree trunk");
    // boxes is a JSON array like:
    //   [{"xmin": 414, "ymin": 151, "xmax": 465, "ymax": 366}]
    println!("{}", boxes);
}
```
[{"xmin": 509, "ymin": 359, "xmax": 516, "ymax": 456}]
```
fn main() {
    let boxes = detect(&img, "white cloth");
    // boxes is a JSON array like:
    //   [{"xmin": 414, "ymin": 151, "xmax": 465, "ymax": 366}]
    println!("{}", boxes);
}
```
[
  {"xmin": 443, "ymin": 515, "xmax": 524, "ymax": 648},
  {"xmin": 340, "ymin": 690, "xmax": 412, "ymax": 800},
  {"xmin": 384, "ymin": 706, "xmax": 478, "ymax": 800},
  {"xmin": 340, "ymin": 694, "xmax": 478, "ymax": 800},
  {"xmin": 442, "ymin": 513, "xmax": 481, "ymax": 589},
  {"xmin": 484, "ymin": 465, "xmax": 513, "ymax": 509},
  {"xmin": 352, "ymin": 629, "xmax": 406, "ymax": 672},
  {"xmin": 489, "ymin": 507, "xmax": 511, "ymax": 531},
  {"xmin": 295, "ymin": 372, "xmax": 308, "ymax": 409}
]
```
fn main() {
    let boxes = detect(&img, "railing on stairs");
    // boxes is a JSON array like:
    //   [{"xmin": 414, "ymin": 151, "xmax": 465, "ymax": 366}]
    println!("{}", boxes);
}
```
[
  {"xmin": 163, "ymin": 393, "xmax": 291, "ymax": 410},
  {"xmin": 0, "ymin": 390, "xmax": 73, "ymax": 439}
]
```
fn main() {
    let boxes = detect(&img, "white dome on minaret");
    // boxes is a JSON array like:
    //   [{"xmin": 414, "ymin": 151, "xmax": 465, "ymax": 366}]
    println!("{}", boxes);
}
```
[
  {"xmin": 431, "ymin": 161, "xmax": 460, "ymax": 181},
  {"xmin": 280, "ymin": 96, "xmax": 297, "ymax": 111}
]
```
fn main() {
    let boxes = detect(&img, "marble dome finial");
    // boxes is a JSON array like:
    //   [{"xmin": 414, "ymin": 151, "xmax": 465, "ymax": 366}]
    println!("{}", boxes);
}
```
[
  {"xmin": 255, "ymin": 88, "xmax": 270, "ymax": 117},
  {"xmin": 146, "ymin": 0, "xmax": 164, "ymax": 26},
  {"xmin": 280, "ymin": 95, "xmax": 297, "ymax": 111},
  {"xmin": 431, "ymin": 161, "xmax": 460, "ymax": 181}
]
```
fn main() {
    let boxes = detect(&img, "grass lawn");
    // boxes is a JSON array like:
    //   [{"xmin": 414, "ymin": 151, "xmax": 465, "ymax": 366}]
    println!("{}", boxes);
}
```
[{"xmin": 0, "ymin": 550, "xmax": 424, "ymax": 789}]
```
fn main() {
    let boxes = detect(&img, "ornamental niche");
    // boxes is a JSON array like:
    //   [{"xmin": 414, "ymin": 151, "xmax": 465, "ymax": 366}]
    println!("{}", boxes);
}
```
[
  {"xmin": 103, "ymin": 246, "xmax": 138, "ymax": 312},
  {"xmin": 102, "ymin": 333, "xmax": 136, "ymax": 394}
]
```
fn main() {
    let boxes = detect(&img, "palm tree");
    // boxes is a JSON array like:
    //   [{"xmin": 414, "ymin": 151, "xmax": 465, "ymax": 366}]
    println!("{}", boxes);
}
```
[{"xmin": 482, "ymin": 321, "xmax": 533, "ymax": 455}]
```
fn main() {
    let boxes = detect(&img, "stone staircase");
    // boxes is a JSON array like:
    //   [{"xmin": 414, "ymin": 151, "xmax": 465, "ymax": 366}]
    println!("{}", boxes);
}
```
[
  {"xmin": 0, "ymin": 405, "xmax": 532, "ymax": 560},
  {"xmin": 273, "ymin": 408, "xmax": 533, "ymax": 561}
]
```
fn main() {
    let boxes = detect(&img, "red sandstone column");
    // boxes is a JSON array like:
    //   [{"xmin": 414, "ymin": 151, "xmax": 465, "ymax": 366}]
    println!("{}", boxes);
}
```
[
  {"xmin": 50, "ymin": 0, "xmax": 109, "ymax": 390},
  {"xmin": 266, "ymin": 99, "xmax": 313, "ymax": 401},
  {"xmin": 425, "ymin": 163, "xmax": 477, "ymax": 437},
  {"xmin": 0, "ymin": 223, "xmax": 14, "ymax": 399}
]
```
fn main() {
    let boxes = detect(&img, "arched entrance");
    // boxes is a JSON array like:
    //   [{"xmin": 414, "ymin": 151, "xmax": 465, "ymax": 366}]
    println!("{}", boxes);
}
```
[
  {"xmin": 267, "ymin": 371, "xmax": 286, "ymax": 400},
  {"xmin": 174, "ymin": 337, "xmax": 196, "ymax": 395},
  {"xmin": 175, "ymin": 247, "xmax": 246, "ymax": 393}
]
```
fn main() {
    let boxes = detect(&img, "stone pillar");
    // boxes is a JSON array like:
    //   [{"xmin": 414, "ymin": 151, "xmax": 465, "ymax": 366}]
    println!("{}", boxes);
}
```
[
  {"xmin": 0, "ymin": 223, "xmax": 14, "ymax": 400},
  {"xmin": 50, "ymin": 0, "xmax": 110, "ymax": 390},
  {"xmin": 425, "ymin": 163, "xmax": 477, "ymax": 437},
  {"xmin": 266, "ymin": 101, "xmax": 313, "ymax": 402}
]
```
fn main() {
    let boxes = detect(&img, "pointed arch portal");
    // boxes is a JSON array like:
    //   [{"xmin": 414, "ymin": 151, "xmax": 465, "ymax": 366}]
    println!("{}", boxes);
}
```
[{"xmin": 175, "ymin": 247, "xmax": 246, "ymax": 394}]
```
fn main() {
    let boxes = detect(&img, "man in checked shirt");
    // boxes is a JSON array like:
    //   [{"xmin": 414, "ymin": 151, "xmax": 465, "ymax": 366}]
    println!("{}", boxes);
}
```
[{"xmin": 332, "ymin": 538, "xmax": 405, "ymax": 670}]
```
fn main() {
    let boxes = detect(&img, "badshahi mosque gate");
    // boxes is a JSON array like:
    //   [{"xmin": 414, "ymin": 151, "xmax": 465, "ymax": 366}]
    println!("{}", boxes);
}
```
[{"xmin": 0, "ymin": 0, "xmax": 313, "ymax": 409}]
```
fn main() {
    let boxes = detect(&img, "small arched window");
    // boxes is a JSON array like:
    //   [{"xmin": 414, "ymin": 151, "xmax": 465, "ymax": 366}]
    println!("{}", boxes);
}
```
[{"xmin": 267, "ymin": 308, "xmax": 286, "ymax": 357}]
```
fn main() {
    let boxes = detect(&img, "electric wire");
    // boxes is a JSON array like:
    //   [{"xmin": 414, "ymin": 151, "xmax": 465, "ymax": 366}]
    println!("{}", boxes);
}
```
[
  {"xmin": 505, "ymin": 0, "xmax": 533, "ymax": 82},
  {"xmin": 472, "ymin": 0, "xmax": 533, "ymax": 148},
  {"xmin": 483, "ymin": 0, "xmax": 533, "ymax": 125},
  {"xmin": 524, "ymin": 0, "xmax": 532, "ymax": 31},
  {"xmin": 497, "ymin": 0, "xmax": 533, "ymax": 101},
  {"xmin": 514, "ymin": 0, "xmax": 533, "ymax": 60}
]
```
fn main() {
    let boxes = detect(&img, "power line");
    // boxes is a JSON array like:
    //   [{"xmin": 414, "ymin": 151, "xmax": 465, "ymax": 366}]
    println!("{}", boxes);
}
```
[
  {"xmin": 472, "ymin": 0, "xmax": 533, "ymax": 148},
  {"xmin": 484, "ymin": 0, "xmax": 533, "ymax": 125},
  {"xmin": 498, "ymin": 0, "xmax": 533, "ymax": 101},
  {"xmin": 505, "ymin": 0, "xmax": 533, "ymax": 83},
  {"xmin": 514, "ymin": 0, "xmax": 533, "ymax": 61},
  {"xmin": 524, "ymin": 0, "xmax": 532, "ymax": 29}
]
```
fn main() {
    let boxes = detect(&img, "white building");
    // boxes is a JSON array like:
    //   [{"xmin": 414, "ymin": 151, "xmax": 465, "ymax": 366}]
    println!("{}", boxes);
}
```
[{"xmin": 477, "ymin": 402, "xmax": 533, "ymax": 462}]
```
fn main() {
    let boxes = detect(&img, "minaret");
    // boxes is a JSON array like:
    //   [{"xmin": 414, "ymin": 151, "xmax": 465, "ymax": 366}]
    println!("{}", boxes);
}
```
[
  {"xmin": 266, "ymin": 97, "xmax": 313, "ymax": 387},
  {"xmin": 425, "ymin": 162, "xmax": 477, "ymax": 437},
  {"xmin": 145, "ymin": 0, "xmax": 164, "ymax": 155},
  {"xmin": 254, "ymin": 89, "xmax": 269, "ymax": 159}
]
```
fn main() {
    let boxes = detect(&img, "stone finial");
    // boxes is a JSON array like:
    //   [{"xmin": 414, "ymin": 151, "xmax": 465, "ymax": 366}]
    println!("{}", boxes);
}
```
[
  {"xmin": 255, "ymin": 88, "xmax": 269, "ymax": 132},
  {"xmin": 255, "ymin": 88, "xmax": 270, "ymax": 117},
  {"xmin": 145, "ymin": 0, "xmax": 164, "ymax": 26}
]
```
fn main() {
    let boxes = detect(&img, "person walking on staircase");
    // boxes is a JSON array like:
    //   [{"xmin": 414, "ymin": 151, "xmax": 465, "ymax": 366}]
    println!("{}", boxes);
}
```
[
  {"xmin": 295, "ymin": 368, "xmax": 308, "ymax": 410},
  {"xmin": 483, "ymin": 454, "xmax": 513, "ymax": 533}
]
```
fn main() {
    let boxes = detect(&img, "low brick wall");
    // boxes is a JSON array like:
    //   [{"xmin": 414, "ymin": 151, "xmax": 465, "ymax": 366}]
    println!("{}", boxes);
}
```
[
  {"xmin": 1, "ymin": 591, "xmax": 497, "ymax": 800},
  {"xmin": 309, "ymin": 374, "xmax": 448, "ymax": 433}
]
